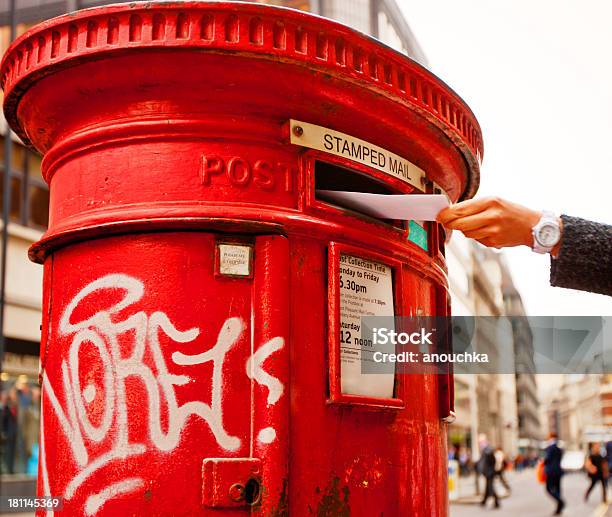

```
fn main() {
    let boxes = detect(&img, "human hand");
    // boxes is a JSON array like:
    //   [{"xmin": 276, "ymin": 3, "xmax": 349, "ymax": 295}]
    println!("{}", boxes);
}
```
[{"xmin": 436, "ymin": 197, "xmax": 543, "ymax": 249}]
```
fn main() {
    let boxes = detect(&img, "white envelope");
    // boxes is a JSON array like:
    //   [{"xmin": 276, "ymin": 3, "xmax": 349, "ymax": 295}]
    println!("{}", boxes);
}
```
[{"xmin": 316, "ymin": 190, "xmax": 449, "ymax": 221}]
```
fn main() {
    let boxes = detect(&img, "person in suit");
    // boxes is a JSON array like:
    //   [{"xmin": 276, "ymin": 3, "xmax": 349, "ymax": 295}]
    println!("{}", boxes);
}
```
[
  {"xmin": 478, "ymin": 434, "xmax": 500, "ymax": 509},
  {"xmin": 543, "ymin": 432, "xmax": 565, "ymax": 515}
]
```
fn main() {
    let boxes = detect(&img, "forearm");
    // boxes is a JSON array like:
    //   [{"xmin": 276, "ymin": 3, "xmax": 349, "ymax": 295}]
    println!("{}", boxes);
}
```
[
  {"xmin": 550, "ymin": 215, "xmax": 612, "ymax": 296},
  {"xmin": 438, "ymin": 198, "xmax": 612, "ymax": 296}
]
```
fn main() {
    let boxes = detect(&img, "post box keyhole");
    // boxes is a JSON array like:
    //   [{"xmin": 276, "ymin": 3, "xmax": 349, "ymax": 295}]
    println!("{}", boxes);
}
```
[
  {"xmin": 244, "ymin": 477, "xmax": 261, "ymax": 505},
  {"xmin": 228, "ymin": 477, "xmax": 261, "ymax": 506}
]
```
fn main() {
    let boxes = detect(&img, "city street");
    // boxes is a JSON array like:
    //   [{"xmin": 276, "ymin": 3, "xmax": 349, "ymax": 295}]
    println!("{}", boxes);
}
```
[
  {"xmin": 451, "ymin": 469, "xmax": 609, "ymax": 517},
  {"xmin": 0, "ymin": 0, "xmax": 612, "ymax": 515}
]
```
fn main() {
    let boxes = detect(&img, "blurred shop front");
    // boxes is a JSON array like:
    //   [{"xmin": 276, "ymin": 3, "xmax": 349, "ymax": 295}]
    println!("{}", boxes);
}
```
[
  {"xmin": 0, "ymin": 13, "xmax": 48, "ymax": 498},
  {"xmin": 0, "ymin": 137, "xmax": 46, "ymax": 497},
  {"xmin": 1, "ymin": 341, "xmax": 40, "ymax": 496}
]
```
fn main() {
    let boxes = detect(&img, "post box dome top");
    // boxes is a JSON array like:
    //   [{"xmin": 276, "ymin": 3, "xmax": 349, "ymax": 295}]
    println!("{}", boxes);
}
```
[{"xmin": 0, "ymin": 1, "xmax": 483, "ymax": 198}]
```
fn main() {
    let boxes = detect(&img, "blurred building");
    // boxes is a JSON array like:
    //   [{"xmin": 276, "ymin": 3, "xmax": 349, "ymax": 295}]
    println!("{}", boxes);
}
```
[
  {"xmin": 546, "ymin": 374, "xmax": 612, "ymax": 450},
  {"xmin": 472, "ymin": 246, "xmax": 518, "ymax": 457},
  {"xmin": 446, "ymin": 237, "xmax": 526, "ymax": 460},
  {"xmin": 0, "ymin": 21, "xmax": 47, "ymax": 492},
  {"xmin": 446, "ymin": 233, "xmax": 479, "ymax": 463},
  {"xmin": 254, "ymin": 0, "xmax": 428, "ymax": 63},
  {"xmin": 501, "ymin": 259, "xmax": 542, "ymax": 454}
]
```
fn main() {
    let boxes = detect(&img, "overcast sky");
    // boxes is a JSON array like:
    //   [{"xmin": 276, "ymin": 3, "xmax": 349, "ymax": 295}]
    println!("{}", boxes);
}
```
[{"xmin": 399, "ymin": 0, "xmax": 612, "ymax": 316}]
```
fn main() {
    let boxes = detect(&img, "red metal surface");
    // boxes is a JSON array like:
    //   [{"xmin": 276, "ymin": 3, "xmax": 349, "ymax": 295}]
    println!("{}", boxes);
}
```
[{"xmin": 1, "ymin": 2, "xmax": 482, "ymax": 515}]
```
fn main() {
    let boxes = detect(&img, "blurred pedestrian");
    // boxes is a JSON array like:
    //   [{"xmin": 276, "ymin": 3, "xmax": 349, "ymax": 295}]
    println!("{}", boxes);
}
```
[
  {"xmin": 449, "ymin": 443, "xmax": 459, "ymax": 462},
  {"xmin": 606, "ymin": 441, "xmax": 612, "ymax": 491},
  {"xmin": 478, "ymin": 435, "xmax": 500, "ymax": 509},
  {"xmin": 543, "ymin": 432, "xmax": 565, "ymax": 515},
  {"xmin": 14, "ymin": 378, "xmax": 31, "ymax": 473},
  {"xmin": 1, "ymin": 388, "xmax": 19, "ymax": 474},
  {"xmin": 22, "ymin": 386, "xmax": 40, "ymax": 467},
  {"xmin": 515, "ymin": 453, "xmax": 524, "ymax": 472},
  {"xmin": 459, "ymin": 448, "xmax": 470, "ymax": 477},
  {"xmin": 437, "ymin": 198, "xmax": 611, "ymax": 296},
  {"xmin": 494, "ymin": 447, "xmax": 511, "ymax": 493},
  {"xmin": 585, "ymin": 442, "xmax": 608, "ymax": 503}
]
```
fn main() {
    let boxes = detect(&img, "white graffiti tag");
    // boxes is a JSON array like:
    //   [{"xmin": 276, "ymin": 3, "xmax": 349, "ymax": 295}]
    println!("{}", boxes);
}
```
[
  {"xmin": 40, "ymin": 273, "xmax": 282, "ymax": 514},
  {"xmin": 247, "ymin": 336, "xmax": 285, "ymax": 444}
]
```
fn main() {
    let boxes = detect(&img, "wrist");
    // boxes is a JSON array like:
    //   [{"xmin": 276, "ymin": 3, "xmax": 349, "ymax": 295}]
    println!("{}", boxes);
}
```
[
  {"xmin": 531, "ymin": 211, "xmax": 562, "ymax": 254},
  {"xmin": 524, "ymin": 210, "xmax": 543, "ymax": 247}
]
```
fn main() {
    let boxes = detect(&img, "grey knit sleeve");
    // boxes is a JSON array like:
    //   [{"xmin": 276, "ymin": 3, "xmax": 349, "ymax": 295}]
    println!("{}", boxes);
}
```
[{"xmin": 550, "ymin": 215, "xmax": 612, "ymax": 296}]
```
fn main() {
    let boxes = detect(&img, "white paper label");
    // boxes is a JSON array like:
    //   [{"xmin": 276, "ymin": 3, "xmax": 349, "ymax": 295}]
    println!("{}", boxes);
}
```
[
  {"xmin": 339, "ymin": 254, "xmax": 395, "ymax": 398},
  {"xmin": 218, "ymin": 244, "xmax": 251, "ymax": 276}
]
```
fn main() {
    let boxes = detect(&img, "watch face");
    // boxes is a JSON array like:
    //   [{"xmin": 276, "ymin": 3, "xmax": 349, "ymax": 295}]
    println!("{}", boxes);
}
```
[{"xmin": 537, "ymin": 223, "xmax": 561, "ymax": 247}]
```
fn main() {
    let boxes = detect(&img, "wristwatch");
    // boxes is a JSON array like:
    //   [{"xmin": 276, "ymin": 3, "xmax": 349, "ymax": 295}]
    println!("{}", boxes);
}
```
[{"xmin": 532, "ymin": 211, "xmax": 562, "ymax": 254}]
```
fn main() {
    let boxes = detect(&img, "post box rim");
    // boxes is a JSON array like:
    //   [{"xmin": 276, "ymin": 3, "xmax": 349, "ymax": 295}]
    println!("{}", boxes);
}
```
[{"xmin": 0, "ymin": 1, "xmax": 483, "ymax": 198}]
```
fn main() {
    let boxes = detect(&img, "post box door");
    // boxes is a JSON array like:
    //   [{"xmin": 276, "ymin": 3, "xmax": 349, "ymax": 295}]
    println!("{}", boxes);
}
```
[{"xmin": 38, "ymin": 232, "xmax": 289, "ymax": 515}]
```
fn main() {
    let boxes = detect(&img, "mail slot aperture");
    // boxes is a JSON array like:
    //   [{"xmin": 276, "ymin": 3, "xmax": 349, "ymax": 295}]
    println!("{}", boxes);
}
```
[
  {"xmin": 315, "ymin": 160, "xmax": 395, "ymax": 194},
  {"xmin": 313, "ymin": 159, "xmax": 408, "ymax": 231}
]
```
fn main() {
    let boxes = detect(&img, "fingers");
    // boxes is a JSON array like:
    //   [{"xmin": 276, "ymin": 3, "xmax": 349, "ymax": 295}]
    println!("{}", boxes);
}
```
[
  {"xmin": 463, "ymin": 226, "xmax": 497, "ymax": 241},
  {"xmin": 441, "ymin": 213, "xmax": 497, "ymax": 232},
  {"xmin": 437, "ymin": 197, "xmax": 502, "ymax": 225},
  {"xmin": 473, "ymin": 236, "xmax": 501, "ymax": 249},
  {"xmin": 435, "ymin": 196, "xmax": 540, "ymax": 249},
  {"xmin": 452, "ymin": 221, "xmax": 509, "ymax": 248},
  {"xmin": 461, "ymin": 227, "xmax": 502, "ymax": 248}
]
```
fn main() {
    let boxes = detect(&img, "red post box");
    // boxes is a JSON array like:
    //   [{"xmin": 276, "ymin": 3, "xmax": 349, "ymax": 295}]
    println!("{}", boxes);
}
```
[{"xmin": 1, "ymin": 2, "xmax": 482, "ymax": 515}]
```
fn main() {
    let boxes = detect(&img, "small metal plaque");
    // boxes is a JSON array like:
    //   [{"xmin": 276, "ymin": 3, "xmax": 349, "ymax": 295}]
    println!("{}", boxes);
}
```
[
  {"xmin": 289, "ymin": 119, "xmax": 427, "ymax": 192},
  {"xmin": 217, "ymin": 244, "xmax": 252, "ymax": 277},
  {"xmin": 202, "ymin": 458, "xmax": 262, "ymax": 508}
]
